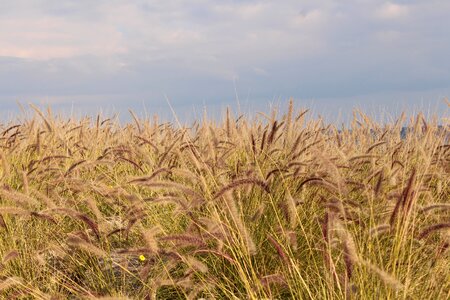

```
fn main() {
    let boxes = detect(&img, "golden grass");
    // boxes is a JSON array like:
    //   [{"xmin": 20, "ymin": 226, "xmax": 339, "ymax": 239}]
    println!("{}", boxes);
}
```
[{"xmin": 0, "ymin": 104, "xmax": 448, "ymax": 299}]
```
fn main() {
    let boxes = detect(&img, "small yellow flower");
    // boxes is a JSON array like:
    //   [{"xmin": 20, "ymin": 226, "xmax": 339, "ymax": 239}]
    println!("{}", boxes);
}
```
[{"xmin": 139, "ymin": 254, "xmax": 146, "ymax": 262}]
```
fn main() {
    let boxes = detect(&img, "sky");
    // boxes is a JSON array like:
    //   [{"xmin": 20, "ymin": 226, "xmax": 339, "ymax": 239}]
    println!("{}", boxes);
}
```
[{"xmin": 0, "ymin": 0, "xmax": 449, "ymax": 122}]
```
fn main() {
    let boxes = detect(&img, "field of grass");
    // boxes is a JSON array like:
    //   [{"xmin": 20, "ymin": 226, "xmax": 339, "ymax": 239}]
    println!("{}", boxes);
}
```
[{"xmin": 0, "ymin": 103, "xmax": 449, "ymax": 299}]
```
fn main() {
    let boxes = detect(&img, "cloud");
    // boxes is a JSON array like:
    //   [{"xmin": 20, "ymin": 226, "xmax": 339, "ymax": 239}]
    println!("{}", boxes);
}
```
[
  {"xmin": 290, "ymin": 9, "xmax": 325, "ymax": 28},
  {"xmin": 0, "ymin": 1, "xmax": 331, "ymax": 63},
  {"xmin": 0, "ymin": 0, "xmax": 449, "ymax": 115},
  {"xmin": 0, "ymin": 16, "xmax": 126, "ymax": 60},
  {"xmin": 376, "ymin": 2, "xmax": 409, "ymax": 19}
]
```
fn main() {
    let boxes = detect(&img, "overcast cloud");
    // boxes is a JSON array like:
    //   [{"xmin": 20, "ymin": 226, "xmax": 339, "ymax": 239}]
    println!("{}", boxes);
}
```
[{"xmin": 0, "ymin": 0, "xmax": 449, "ymax": 120}]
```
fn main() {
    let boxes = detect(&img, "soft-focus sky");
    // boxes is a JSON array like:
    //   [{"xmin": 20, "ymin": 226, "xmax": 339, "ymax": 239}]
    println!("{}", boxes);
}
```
[{"xmin": 0, "ymin": 0, "xmax": 449, "ymax": 121}]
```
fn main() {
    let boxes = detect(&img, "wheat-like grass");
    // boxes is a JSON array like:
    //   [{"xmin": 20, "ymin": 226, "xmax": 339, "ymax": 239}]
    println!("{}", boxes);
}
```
[{"xmin": 0, "ymin": 103, "xmax": 448, "ymax": 299}]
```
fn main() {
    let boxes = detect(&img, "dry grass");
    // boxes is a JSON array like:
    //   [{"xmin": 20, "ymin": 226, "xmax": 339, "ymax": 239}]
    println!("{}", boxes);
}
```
[{"xmin": 0, "ymin": 104, "xmax": 448, "ymax": 299}]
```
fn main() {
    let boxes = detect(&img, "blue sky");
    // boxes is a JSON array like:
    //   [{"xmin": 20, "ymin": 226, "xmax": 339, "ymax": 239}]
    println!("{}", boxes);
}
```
[{"xmin": 0, "ymin": 0, "xmax": 449, "ymax": 121}]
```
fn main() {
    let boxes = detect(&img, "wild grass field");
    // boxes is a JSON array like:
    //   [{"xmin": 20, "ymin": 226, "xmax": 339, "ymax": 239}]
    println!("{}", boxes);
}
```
[{"xmin": 0, "ymin": 102, "xmax": 448, "ymax": 299}]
